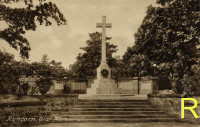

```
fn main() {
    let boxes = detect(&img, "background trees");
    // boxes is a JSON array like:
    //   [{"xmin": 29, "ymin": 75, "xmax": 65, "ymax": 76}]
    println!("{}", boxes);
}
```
[
  {"xmin": 131, "ymin": 0, "xmax": 200, "ymax": 93},
  {"xmin": 49, "ymin": 60, "xmax": 67, "ymax": 78},
  {"xmin": 68, "ymin": 32, "xmax": 118, "ymax": 78},
  {"xmin": 29, "ymin": 54, "xmax": 67, "ymax": 78},
  {"xmin": 0, "ymin": 0, "xmax": 67, "ymax": 95},
  {"xmin": 0, "ymin": 0, "xmax": 66, "ymax": 58},
  {"xmin": 181, "ymin": 60, "xmax": 200, "ymax": 96},
  {"xmin": 0, "ymin": 49, "xmax": 21, "ymax": 94},
  {"xmin": 111, "ymin": 56, "xmax": 125, "ymax": 80},
  {"xmin": 122, "ymin": 45, "xmax": 153, "ymax": 78},
  {"xmin": 0, "ymin": 50, "xmax": 68, "ymax": 94}
]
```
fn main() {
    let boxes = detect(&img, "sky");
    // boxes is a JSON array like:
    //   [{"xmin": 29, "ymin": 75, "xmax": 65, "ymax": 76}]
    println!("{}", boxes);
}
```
[{"xmin": 0, "ymin": 0, "xmax": 157, "ymax": 69}]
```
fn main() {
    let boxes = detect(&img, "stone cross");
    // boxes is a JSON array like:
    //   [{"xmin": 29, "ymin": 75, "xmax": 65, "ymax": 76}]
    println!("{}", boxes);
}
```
[{"xmin": 96, "ymin": 16, "xmax": 112, "ymax": 63}]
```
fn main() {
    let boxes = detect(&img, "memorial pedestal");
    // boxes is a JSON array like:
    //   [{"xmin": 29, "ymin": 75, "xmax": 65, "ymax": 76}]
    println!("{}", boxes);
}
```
[
  {"xmin": 86, "ymin": 79, "xmax": 122, "ymax": 95},
  {"xmin": 86, "ymin": 62, "xmax": 122, "ymax": 95}
]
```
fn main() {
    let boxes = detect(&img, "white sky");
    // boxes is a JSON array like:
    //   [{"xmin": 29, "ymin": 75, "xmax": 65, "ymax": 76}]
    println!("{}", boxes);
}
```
[{"xmin": 0, "ymin": 0, "xmax": 157, "ymax": 68}]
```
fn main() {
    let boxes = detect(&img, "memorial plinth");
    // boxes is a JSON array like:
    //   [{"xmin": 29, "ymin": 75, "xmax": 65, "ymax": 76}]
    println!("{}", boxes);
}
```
[
  {"xmin": 87, "ymin": 62, "xmax": 122, "ymax": 95},
  {"xmin": 86, "ymin": 16, "xmax": 122, "ymax": 95}
]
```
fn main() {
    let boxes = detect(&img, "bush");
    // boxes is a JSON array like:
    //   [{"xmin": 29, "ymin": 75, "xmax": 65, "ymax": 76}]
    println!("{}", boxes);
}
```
[
  {"xmin": 0, "ymin": 83, "xmax": 8, "ymax": 94},
  {"xmin": 28, "ymin": 84, "xmax": 40, "ymax": 95},
  {"xmin": 172, "ymin": 79, "xmax": 184, "ymax": 94},
  {"xmin": 64, "ymin": 85, "xmax": 71, "ymax": 94},
  {"xmin": 21, "ymin": 83, "xmax": 29, "ymax": 95},
  {"xmin": 158, "ymin": 78, "xmax": 172, "ymax": 90},
  {"xmin": 181, "ymin": 61, "xmax": 200, "ymax": 96},
  {"xmin": 36, "ymin": 77, "xmax": 54, "ymax": 95},
  {"xmin": 0, "ymin": 82, "xmax": 10, "ymax": 94},
  {"xmin": 11, "ymin": 84, "xmax": 18, "ymax": 93}
]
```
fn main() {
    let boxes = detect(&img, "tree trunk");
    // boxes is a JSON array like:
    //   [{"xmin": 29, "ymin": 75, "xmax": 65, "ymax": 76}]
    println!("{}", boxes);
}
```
[{"xmin": 0, "ymin": 31, "xmax": 2, "ymax": 38}]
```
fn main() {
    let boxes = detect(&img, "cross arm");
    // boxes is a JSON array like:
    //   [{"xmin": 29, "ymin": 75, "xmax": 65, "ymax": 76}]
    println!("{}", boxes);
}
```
[
  {"xmin": 105, "ymin": 23, "xmax": 112, "ymax": 28},
  {"xmin": 96, "ymin": 23, "xmax": 102, "ymax": 28},
  {"xmin": 96, "ymin": 23, "xmax": 112, "ymax": 28}
]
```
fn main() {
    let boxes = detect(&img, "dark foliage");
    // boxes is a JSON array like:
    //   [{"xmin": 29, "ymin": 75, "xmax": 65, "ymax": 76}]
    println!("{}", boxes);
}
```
[
  {"xmin": 0, "ymin": 0, "xmax": 67, "ymax": 58},
  {"xmin": 36, "ymin": 77, "xmax": 53, "ymax": 95}
]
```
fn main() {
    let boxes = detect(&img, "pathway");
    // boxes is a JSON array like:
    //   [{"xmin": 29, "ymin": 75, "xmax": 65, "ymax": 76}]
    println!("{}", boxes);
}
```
[{"xmin": 33, "ymin": 122, "xmax": 199, "ymax": 127}]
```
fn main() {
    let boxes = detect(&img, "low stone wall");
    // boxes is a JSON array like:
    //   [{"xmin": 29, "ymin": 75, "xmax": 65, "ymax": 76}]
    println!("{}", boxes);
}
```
[
  {"xmin": 118, "ymin": 80, "xmax": 138, "ymax": 95},
  {"xmin": 0, "ymin": 94, "xmax": 78, "ymax": 127},
  {"xmin": 148, "ymin": 94, "xmax": 200, "ymax": 124},
  {"xmin": 139, "ymin": 80, "xmax": 151, "ymax": 95}
]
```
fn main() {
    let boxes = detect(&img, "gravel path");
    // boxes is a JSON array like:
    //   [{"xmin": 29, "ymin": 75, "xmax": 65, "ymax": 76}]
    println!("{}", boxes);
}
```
[{"xmin": 33, "ymin": 122, "xmax": 200, "ymax": 127}]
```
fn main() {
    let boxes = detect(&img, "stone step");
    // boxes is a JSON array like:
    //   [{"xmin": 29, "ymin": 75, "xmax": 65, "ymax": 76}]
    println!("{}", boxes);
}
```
[
  {"xmin": 77, "ymin": 99, "xmax": 148, "ymax": 102},
  {"xmin": 54, "ymin": 118, "xmax": 182, "ymax": 123},
  {"xmin": 74, "ymin": 105, "xmax": 154, "ymax": 108},
  {"xmin": 62, "ymin": 98, "xmax": 181, "ymax": 123},
  {"xmin": 76, "ymin": 102, "xmax": 151, "ymax": 105},
  {"xmin": 71, "ymin": 108, "xmax": 158, "ymax": 111},
  {"xmin": 65, "ymin": 111, "xmax": 165, "ymax": 115},
  {"xmin": 62, "ymin": 114, "xmax": 169, "ymax": 119}
]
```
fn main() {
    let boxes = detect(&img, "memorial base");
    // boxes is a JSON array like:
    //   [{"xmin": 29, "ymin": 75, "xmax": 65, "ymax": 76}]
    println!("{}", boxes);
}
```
[
  {"xmin": 86, "ymin": 61, "xmax": 122, "ymax": 95},
  {"xmin": 86, "ymin": 79, "xmax": 122, "ymax": 95}
]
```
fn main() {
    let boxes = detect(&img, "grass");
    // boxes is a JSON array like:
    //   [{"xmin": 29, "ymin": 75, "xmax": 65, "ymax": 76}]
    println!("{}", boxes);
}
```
[{"xmin": 0, "ymin": 94, "xmax": 41, "ymax": 103}]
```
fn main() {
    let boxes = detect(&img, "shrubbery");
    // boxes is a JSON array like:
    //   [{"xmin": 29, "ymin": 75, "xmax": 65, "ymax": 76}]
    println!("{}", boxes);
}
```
[
  {"xmin": 21, "ymin": 83, "xmax": 29, "ymax": 95},
  {"xmin": 36, "ymin": 77, "xmax": 54, "ymax": 95},
  {"xmin": 172, "ymin": 79, "xmax": 184, "ymax": 94},
  {"xmin": 181, "ymin": 60, "xmax": 200, "ymax": 96},
  {"xmin": 0, "ymin": 83, "xmax": 8, "ymax": 94}
]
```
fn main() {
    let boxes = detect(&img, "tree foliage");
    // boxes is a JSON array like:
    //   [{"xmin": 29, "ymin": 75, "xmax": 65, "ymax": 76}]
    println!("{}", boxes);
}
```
[
  {"xmin": 0, "ymin": 49, "xmax": 21, "ymax": 94},
  {"xmin": 0, "ymin": 49, "xmax": 67, "ymax": 95},
  {"xmin": 68, "ymin": 32, "xmax": 118, "ymax": 78},
  {"xmin": 134, "ymin": 0, "xmax": 199, "ymax": 77},
  {"xmin": 41, "ymin": 54, "xmax": 49, "ymax": 65},
  {"xmin": 111, "ymin": 56, "xmax": 125, "ymax": 79},
  {"xmin": 0, "ymin": 0, "xmax": 67, "ymax": 58},
  {"xmin": 181, "ymin": 59, "xmax": 200, "ymax": 96},
  {"xmin": 29, "ymin": 54, "xmax": 67, "ymax": 78},
  {"xmin": 49, "ymin": 60, "xmax": 67, "ymax": 78},
  {"xmin": 36, "ymin": 76, "xmax": 53, "ymax": 95},
  {"xmin": 122, "ymin": 45, "xmax": 153, "ymax": 78},
  {"xmin": 133, "ymin": 0, "xmax": 199, "ymax": 89}
]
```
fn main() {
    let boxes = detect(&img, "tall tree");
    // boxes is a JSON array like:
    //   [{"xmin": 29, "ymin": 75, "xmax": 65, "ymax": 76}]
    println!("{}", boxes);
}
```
[
  {"xmin": 122, "ymin": 45, "xmax": 152, "ymax": 78},
  {"xmin": 41, "ymin": 54, "xmax": 49, "ymax": 65},
  {"xmin": 0, "ymin": 49, "xmax": 22, "ymax": 93},
  {"xmin": 0, "ymin": 0, "xmax": 67, "ymax": 58},
  {"xmin": 134, "ymin": 0, "xmax": 200, "ymax": 93},
  {"xmin": 69, "ymin": 32, "xmax": 118, "ymax": 78},
  {"xmin": 111, "ymin": 56, "xmax": 125, "ymax": 79},
  {"xmin": 29, "ymin": 55, "xmax": 67, "ymax": 78},
  {"xmin": 49, "ymin": 60, "xmax": 67, "ymax": 78}
]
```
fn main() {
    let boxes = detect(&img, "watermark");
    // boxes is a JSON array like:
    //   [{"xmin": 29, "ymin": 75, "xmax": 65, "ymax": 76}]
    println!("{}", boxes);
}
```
[
  {"xmin": 181, "ymin": 98, "xmax": 199, "ymax": 118},
  {"xmin": 6, "ymin": 116, "xmax": 84, "ymax": 122}
]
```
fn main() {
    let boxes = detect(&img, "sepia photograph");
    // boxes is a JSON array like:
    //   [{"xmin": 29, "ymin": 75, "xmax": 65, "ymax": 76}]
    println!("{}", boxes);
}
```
[{"xmin": 0, "ymin": 0, "xmax": 200, "ymax": 127}]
